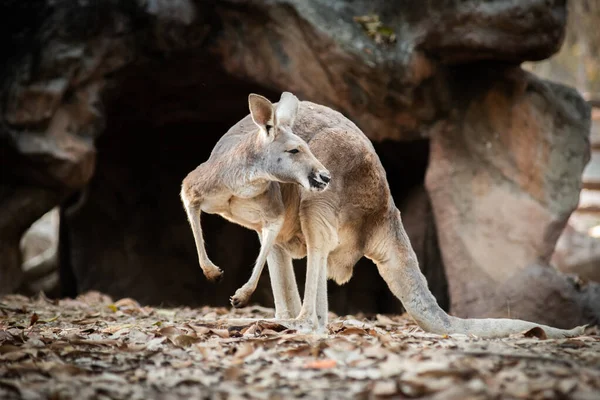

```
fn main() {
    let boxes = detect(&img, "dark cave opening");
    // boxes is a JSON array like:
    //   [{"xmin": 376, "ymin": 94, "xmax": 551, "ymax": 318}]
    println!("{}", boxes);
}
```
[{"xmin": 59, "ymin": 53, "xmax": 448, "ymax": 315}]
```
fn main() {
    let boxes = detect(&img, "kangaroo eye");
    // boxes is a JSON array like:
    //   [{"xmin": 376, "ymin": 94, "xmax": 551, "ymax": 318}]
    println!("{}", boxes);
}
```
[{"xmin": 286, "ymin": 149, "xmax": 300, "ymax": 154}]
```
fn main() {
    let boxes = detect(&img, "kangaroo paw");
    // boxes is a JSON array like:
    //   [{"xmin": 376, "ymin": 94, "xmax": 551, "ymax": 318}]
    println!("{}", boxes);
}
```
[
  {"xmin": 275, "ymin": 310, "xmax": 296, "ymax": 319},
  {"xmin": 230, "ymin": 286, "xmax": 253, "ymax": 308},
  {"xmin": 272, "ymin": 317, "xmax": 321, "ymax": 334},
  {"xmin": 203, "ymin": 266, "xmax": 224, "ymax": 283}
]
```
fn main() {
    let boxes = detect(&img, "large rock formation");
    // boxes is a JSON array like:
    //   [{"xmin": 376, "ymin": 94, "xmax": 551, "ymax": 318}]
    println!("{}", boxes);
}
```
[
  {"xmin": 426, "ymin": 66, "xmax": 598, "ymax": 327},
  {"xmin": 1, "ymin": 0, "xmax": 597, "ymax": 325},
  {"xmin": 552, "ymin": 223, "xmax": 600, "ymax": 284}
]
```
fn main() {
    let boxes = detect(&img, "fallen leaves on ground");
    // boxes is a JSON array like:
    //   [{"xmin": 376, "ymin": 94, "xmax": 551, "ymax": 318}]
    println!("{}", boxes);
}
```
[{"xmin": 0, "ymin": 291, "xmax": 599, "ymax": 399}]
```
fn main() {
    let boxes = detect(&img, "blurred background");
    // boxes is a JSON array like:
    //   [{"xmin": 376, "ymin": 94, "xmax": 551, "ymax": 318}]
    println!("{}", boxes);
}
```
[{"xmin": 1, "ymin": 0, "xmax": 599, "ymax": 329}]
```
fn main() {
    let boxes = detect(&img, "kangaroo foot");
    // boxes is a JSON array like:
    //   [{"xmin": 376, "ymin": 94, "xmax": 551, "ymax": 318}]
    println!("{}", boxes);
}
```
[
  {"xmin": 275, "ymin": 310, "xmax": 296, "ymax": 319},
  {"xmin": 230, "ymin": 286, "xmax": 253, "ymax": 308},
  {"xmin": 273, "ymin": 316, "xmax": 322, "ymax": 334},
  {"xmin": 203, "ymin": 265, "xmax": 224, "ymax": 283}
]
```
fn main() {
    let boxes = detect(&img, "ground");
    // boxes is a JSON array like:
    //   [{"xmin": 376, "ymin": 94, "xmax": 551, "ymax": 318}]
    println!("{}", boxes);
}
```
[{"xmin": 0, "ymin": 292, "xmax": 599, "ymax": 400}]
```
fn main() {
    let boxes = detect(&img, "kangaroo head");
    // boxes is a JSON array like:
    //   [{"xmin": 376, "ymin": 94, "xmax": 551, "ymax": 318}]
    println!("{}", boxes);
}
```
[{"xmin": 248, "ymin": 92, "xmax": 330, "ymax": 192}]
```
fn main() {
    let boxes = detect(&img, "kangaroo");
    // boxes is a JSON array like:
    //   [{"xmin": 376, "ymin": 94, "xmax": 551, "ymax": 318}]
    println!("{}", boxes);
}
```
[{"xmin": 181, "ymin": 91, "xmax": 585, "ymax": 338}]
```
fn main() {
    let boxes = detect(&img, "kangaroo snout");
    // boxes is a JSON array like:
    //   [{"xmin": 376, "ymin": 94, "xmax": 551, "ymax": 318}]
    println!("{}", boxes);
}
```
[{"xmin": 308, "ymin": 169, "xmax": 331, "ymax": 191}]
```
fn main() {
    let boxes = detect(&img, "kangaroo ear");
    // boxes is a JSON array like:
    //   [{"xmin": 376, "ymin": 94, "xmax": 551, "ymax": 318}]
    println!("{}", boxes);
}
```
[
  {"xmin": 248, "ymin": 94, "xmax": 274, "ymax": 131},
  {"xmin": 275, "ymin": 92, "xmax": 299, "ymax": 128}
]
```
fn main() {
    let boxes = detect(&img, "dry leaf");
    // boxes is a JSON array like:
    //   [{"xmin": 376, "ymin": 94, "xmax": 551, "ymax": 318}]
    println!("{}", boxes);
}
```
[
  {"xmin": 559, "ymin": 339, "xmax": 588, "ymax": 349},
  {"xmin": 372, "ymin": 380, "xmax": 398, "ymax": 396},
  {"xmin": 114, "ymin": 298, "xmax": 141, "ymax": 309},
  {"xmin": 0, "ymin": 344, "xmax": 22, "ymax": 354},
  {"xmin": 158, "ymin": 326, "xmax": 184, "ymax": 339},
  {"xmin": 338, "ymin": 327, "xmax": 369, "ymax": 336},
  {"xmin": 399, "ymin": 381, "xmax": 427, "ymax": 397},
  {"xmin": 187, "ymin": 324, "xmax": 210, "ymax": 335},
  {"xmin": 375, "ymin": 314, "xmax": 396, "ymax": 325},
  {"xmin": 223, "ymin": 365, "xmax": 242, "ymax": 381},
  {"xmin": 557, "ymin": 379, "xmax": 578, "ymax": 394},
  {"xmin": 102, "ymin": 324, "xmax": 133, "ymax": 334},
  {"xmin": 120, "ymin": 343, "xmax": 146, "ymax": 352},
  {"xmin": 46, "ymin": 362, "xmax": 85, "ymax": 377},
  {"xmin": 29, "ymin": 313, "xmax": 39, "ymax": 327},
  {"xmin": 172, "ymin": 334, "xmax": 200, "ymax": 348},
  {"xmin": 145, "ymin": 337, "xmax": 167, "ymax": 351},
  {"xmin": 304, "ymin": 359, "xmax": 337, "ymax": 369},
  {"xmin": 169, "ymin": 360, "xmax": 193, "ymax": 369},
  {"xmin": 42, "ymin": 314, "xmax": 60, "ymax": 323},
  {"xmin": 234, "ymin": 343, "xmax": 255, "ymax": 360},
  {"xmin": 1, "ymin": 350, "xmax": 29, "ymax": 361},
  {"xmin": 283, "ymin": 344, "xmax": 312, "ymax": 357},
  {"xmin": 67, "ymin": 335, "xmax": 121, "ymax": 347},
  {"xmin": 523, "ymin": 327, "xmax": 548, "ymax": 340}
]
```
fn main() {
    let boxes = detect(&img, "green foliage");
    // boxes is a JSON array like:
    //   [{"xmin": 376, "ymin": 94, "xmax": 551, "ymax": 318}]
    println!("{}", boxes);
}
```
[{"xmin": 353, "ymin": 14, "xmax": 396, "ymax": 45}]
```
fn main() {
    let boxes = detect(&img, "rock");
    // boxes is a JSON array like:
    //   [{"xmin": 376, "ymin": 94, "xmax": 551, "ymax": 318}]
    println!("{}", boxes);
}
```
[
  {"xmin": 420, "ymin": 0, "xmax": 567, "ymax": 63},
  {"xmin": 499, "ymin": 263, "xmax": 600, "ymax": 328},
  {"xmin": 19, "ymin": 208, "xmax": 60, "ymax": 297},
  {"xmin": 552, "ymin": 223, "xmax": 600, "ymax": 284},
  {"xmin": 20, "ymin": 208, "xmax": 58, "ymax": 264},
  {"xmin": 425, "ymin": 66, "xmax": 592, "ymax": 326},
  {"xmin": 0, "ymin": 186, "xmax": 60, "ymax": 294},
  {"xmin": 0, "ymin": 0, "xmax": 132, "ymax": 293},
  {"xmin": 213, "ymin": 0, "xmax": 568, "ymax": 141}
]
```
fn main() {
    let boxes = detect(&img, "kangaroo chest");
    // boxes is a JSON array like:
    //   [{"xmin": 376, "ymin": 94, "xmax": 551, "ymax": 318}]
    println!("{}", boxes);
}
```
[
  {"xmin": 224, "ymin": 196, "xmax": 265, "ymax": 231},
  {"xmin": 200, "ymin": 178, "xmax": 272, "ymax": 230},
  {"xmin": 201, "ymin": 196, "xmax": 263, "ymax": 232},
  {"xmin": 200, "ymin": 181, "xmax": 306, "ymax": 246}
]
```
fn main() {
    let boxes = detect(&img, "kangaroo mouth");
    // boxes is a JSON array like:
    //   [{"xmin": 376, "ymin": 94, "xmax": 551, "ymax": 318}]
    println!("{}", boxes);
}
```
[{"xmin": 308, "ymin": 172, "xmax": 330, "ymax": 192}]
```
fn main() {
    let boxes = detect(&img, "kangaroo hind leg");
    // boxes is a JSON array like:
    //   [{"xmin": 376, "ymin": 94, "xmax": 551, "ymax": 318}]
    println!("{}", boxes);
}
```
[
  {"xmin": 294, "ymin": 203, "xmax": 338, "ymax": 332},
  {"xmin": 315, "ymin": 258, "xmax": 329, "ymax": 331},
  {"xmin": 267, "ymin": 245, "xmax": 302, "ymax": 319}
]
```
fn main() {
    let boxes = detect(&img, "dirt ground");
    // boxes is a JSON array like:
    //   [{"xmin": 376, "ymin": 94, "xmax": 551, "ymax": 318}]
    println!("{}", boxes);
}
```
[{"xmin": 0, "ymin": 292, "xmax": 599, "ymax": 400}]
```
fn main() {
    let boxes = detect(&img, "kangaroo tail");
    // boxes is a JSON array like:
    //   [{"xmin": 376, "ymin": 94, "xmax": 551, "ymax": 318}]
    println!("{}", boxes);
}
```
[{"xmin": 367, "ymin": 209, "xmax": 585, "ymax": 339}]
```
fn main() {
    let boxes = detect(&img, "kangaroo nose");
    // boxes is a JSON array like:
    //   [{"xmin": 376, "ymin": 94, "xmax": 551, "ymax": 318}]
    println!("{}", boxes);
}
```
[{"xmin": 319, "ymin": 172, "xmax": 331, "ymax": 184}]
